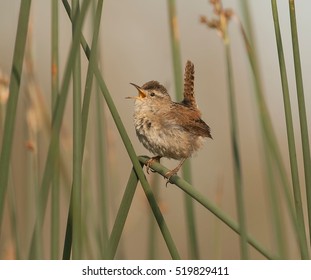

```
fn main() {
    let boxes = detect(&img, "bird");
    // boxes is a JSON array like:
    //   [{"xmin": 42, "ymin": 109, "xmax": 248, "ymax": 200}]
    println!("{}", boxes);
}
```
[{"xmin": 127, "ymin": 60, "xmax": 212, "ymax": 182}]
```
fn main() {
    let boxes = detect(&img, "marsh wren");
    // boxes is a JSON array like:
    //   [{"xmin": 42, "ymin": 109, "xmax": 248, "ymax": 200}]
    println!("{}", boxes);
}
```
[{"xmin": 127, "ymin": 60, "xmax": 212, "ymax": 181}]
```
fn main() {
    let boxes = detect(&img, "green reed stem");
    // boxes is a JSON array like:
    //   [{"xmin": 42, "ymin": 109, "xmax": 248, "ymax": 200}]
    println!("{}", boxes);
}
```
[
  {"xmin": 139, "ymin": 156, "xmax": 273, "ymax": 259},
  {"xmin": 182, "ymin": 163, "xmax": 199, "ymax": 259},
  {"xmin": 239, "ymin": 0, "xmax": 252, "ymax": 38},
  {"xmin": 95, "ymin": 85, "xmax": 109, "ymax": 259},
  {"xmin": 223, "ymin": 30, "xmax": 248, "ymax": 259},
  {"xmin": 148, "ymin": 210, "xmax": 157, "ymax": 259},
  {"xmin": 7, "ymin": 170, "xmax": 21, "ymax": 259},
  {"xmin": 51, "ymin": 0, "xmax": 60, "ymax": 260},
  {"xmin": 62, "ymin": 191, "xmax": 73, "ymax": 259},
  {"xmin": 0, "ymin": 0, "xmax": 31, "ymax": 230},
  {"xmin": 87, "ymin": 0, "xmax": 107, "ymax": 258},
  {"xmin": 72, "ymin": 0, "xmax": 83, "ymax": 259},
  {"xmin": 265, "ymin": 142, "xmax": 287, "ymax": 258},
  {"xmin": 289, "ymin": 0, "xmax": 311, "ymax": 247},
  {"xmin": 271, "ymin": 0, "xmax": 308, "ymax": 259},
  {"xmin": 81, "ymin": 0, "xmax": 102, "ymax": 154},
  {"xmin": 167, "ymin": 0, "xmax": 199, "ymax": 259},
  {"xmin": 148, "ymin": 174, "xmax": 160, "ymax": 259},
  {"xmin": 30, "ymin": 135, "xmax": 42, "ymax": 259},
  {"xmin": 167, "ymin": 0, "xmax": 183, "ymax": 101},
  {"xmin": 107, "ymin": 168, "xmax": 139, "ymax": 259},
  {"xmin": 5, "ymin": 140, "xmax": 22, "ymax": 259},
  {"xmin": 29, "ymin": 0, "xmax": 90, "ymax": 258}
]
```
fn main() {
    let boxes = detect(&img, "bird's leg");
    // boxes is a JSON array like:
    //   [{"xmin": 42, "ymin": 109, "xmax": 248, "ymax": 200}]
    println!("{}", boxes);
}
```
[
  {"xmin": 164, "ymin": 158, "xmax": 187, "ymax": 184},
  {"xmin": 145, "ymin": 156, "xmax": 162, "ymax": 174}
]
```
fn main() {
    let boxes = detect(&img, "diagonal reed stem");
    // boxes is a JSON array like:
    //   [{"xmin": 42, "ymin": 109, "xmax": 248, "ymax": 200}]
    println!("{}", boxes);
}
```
[
  {"xmin": 62, "ymin": 0, "xmax": 180, "ymax": 259},
  {"xmin": 139, "ymin": 156, "xmax": 274, "ymax": 259},
  {"xmin": 91, "ymin": 71, "xmax": 181, "ymax": 259},
  {"xmin": 107, "ymin": 168, "xmax": 140, "ymax": 259}
]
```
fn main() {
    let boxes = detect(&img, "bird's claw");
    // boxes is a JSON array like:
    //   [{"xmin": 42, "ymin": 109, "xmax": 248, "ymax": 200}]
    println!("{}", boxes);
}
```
[
  {"xmin": 145, "ymin": 156, "xmax": 161, "ymax": 174},
  {"xmin": 164, "ymin": 170, "xmax": 177, "ymax": 187}
]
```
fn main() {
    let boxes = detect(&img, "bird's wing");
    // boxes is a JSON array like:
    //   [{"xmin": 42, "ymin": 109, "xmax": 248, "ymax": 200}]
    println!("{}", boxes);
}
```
[{"xmin": 163, "ymin": 106, "xmax": 212, "ymax": 139}]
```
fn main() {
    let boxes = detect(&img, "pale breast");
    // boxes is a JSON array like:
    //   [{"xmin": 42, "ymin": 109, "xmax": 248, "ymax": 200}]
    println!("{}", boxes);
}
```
[{"xmin": 134, "ymin": 112, "xmax": 205, "ymax": 160}]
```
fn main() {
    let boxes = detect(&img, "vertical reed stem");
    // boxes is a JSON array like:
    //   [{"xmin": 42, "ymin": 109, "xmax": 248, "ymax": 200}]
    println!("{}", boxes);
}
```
[
  {"xmin": 72, "ymin": 0, "xmax": 82, "ymax": 259},
  {"xmin": 167, "ymin": 0, "xmax": 199, "ymax": 259},
  {"xmin": 271, "ymin": 0, "xmax": 309, "ymax": 259},
  {"xmin": 223, "ymin": 32, "xmax": 248, "ymax": 259},
  {"xmin": 289, "ymin": 0, "xmax": 311, "ymax": 246},
  {"xmin": 0, "ymin": 0, "xmax": 32, "ymax": 230},
  {"xmin": 167, "ymin": 0, "xmax": 183, "ymax": 100},
  {"xmin": 51, "ymin": 0, "xmax": 60, "ymax": 259}
]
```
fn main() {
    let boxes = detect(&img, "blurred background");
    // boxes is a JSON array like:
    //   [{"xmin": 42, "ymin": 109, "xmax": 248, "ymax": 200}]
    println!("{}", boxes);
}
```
[{"xmin": 0, "ymin": 0, "xmax": 310, "ymax": 259}]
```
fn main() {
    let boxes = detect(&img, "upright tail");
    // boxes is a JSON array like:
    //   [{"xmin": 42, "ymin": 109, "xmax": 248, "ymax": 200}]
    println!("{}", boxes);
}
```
[{"xmin": 182, "ymin": 60, "xmax": 197, "ymax": 109}]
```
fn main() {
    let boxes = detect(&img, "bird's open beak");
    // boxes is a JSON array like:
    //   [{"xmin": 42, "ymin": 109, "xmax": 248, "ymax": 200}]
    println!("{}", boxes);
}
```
[{"xmin": 126, "ymin": 83, "xmax": 147, "ymax": 99}]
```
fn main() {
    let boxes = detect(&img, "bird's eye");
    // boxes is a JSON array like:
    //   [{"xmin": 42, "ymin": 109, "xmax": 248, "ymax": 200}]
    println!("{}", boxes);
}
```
[{"xmin": 150, "ymin": 92, "xmax": 155, "ymax": 97}]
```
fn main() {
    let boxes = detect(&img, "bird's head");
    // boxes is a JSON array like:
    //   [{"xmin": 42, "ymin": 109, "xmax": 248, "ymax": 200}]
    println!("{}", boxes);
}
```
[{"xmin": 127, "ymin": 81, "xmax": 171, "ymax": 105}]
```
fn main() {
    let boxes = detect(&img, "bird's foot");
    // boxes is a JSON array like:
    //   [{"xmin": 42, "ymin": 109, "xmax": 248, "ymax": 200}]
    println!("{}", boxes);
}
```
[
  {"xmin": 163, "ymin": 158, "xmax": 187, "ymax": 186},
  {"xmin": 145, "ymin": 156, "xmax": 161, "ymax": 174}
]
